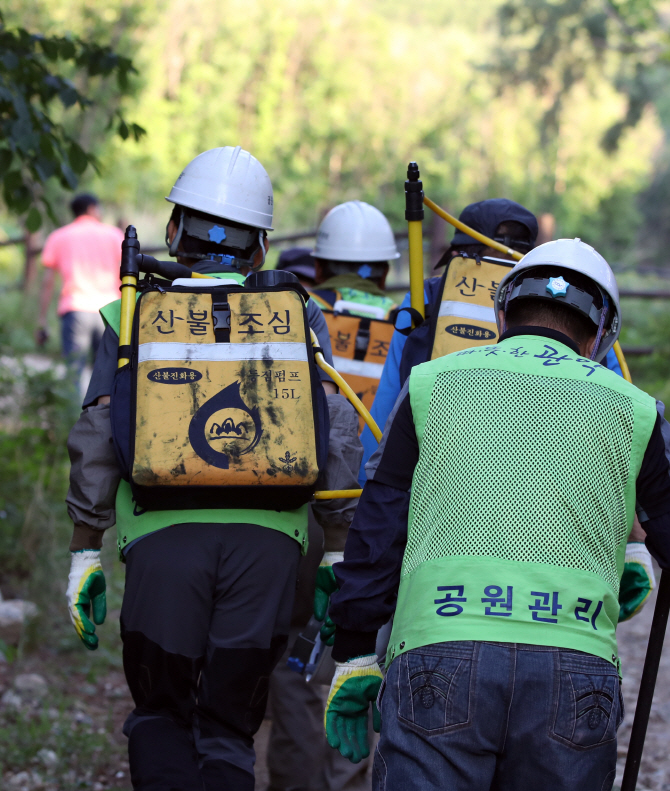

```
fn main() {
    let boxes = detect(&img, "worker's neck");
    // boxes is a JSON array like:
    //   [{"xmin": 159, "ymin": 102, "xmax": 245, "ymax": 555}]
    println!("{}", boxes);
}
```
[{"xmin": 499, "ymin": 325, "xmax": 581, "ymax": 355}]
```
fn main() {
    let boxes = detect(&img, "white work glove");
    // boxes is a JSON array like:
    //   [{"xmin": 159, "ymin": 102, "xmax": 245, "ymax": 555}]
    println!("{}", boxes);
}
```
[
  {"xmin": 619, "ymin": 543, "xmax": 656, "ymax": 622},
  {"xmin": 325, "ymin": 654, "xmax": 383, "ymax": 764},
  {"xmin": 314, "ymin": 551, "xmax": 343, "ymax": 645},
  {"xmin": 66, "ymin": 550, "xmax": 107, "ymax": 650}
]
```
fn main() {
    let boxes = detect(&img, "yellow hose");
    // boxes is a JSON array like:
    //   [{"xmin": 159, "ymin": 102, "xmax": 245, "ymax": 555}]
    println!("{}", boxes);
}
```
[
  {"xmin": 314, "ymin": 489, "xmax": 363, "ymax": 500},
  {"xmin": 118, "ymin": 275, "xmax": 138, "ymax": 368},
  {"xmin": 310, "ymin": 330, "xmax": 382, "ymax": 442},
  {"xmin": 423, "ymin": 197, "xmax": 523, "ymax": 262},
  {"xmin": 613, "ymin": 340, "xmax": 632, "ymax": 384},
  {"xmin": 408, "ymin": 220, "xmax": 425, "ymax": 321}
]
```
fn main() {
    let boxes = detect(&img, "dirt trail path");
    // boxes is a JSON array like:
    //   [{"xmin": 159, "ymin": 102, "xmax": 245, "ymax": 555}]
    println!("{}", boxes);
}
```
[{"xmin": 615, "ymin": 567, "xmax": 670, "ymax": 790}]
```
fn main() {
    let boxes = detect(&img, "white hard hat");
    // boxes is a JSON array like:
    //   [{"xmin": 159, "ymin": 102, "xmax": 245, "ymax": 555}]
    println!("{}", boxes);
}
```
[
  {"xmin": 167, "ymin": 146, "xmax": 273, "ymax": 230},
  {"xmin": 495, "ymin": 238, "xmax": 621, "ymax": 362},
  {"xmin": 313, "ymin": 201, "xmax": 400, "ymax": 262}
]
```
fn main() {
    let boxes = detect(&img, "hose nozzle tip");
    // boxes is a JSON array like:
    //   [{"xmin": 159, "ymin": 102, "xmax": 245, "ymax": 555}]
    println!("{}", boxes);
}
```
[{"xmin": 407, "ymin": 162, "xmax": 420, "ymax": 180}]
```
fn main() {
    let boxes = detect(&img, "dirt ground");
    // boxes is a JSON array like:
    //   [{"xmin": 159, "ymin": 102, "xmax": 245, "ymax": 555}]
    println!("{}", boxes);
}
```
[
  {"xmin": 614, "ymin": 568, "xmax": 670, "ymax": 791},
  {"xmin": 1, "ymin": 575, "xmax": 669, "ymax": 791}
]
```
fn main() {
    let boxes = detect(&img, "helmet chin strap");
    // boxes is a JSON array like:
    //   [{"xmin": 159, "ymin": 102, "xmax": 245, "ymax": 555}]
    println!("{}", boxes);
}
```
[
  {"xmin": 590, "ymin": 295, "xmax": 608, "ymax": 361},
  {"xmin": 166, "ymin": 209, "xmax": 185, "ymax": 257},
  {"xmin": 249, "ymin": 230, "xmax": 266, "ymax": 272}
]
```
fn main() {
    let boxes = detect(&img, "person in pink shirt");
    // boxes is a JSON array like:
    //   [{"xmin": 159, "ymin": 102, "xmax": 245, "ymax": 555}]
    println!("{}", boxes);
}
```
[{"xmin": 37, "ymin": 194, "xmax": 123, "ymax": 380}]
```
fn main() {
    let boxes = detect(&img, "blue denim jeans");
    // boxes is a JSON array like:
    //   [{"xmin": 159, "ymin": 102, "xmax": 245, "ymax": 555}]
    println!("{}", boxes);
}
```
[
  {"xmin": 60, "ymin": 310, "xmax": 104, "ymax": 382},
  {"xmin": 374, "ymin": 641, "xmax": 622, "ymax": 791}
]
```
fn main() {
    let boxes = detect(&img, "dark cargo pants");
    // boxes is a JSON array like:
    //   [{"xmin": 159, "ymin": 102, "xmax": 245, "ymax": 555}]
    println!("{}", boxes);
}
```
[{"xmin": 120, "ymin": 521, "xmax": 300, "ymax": 791}]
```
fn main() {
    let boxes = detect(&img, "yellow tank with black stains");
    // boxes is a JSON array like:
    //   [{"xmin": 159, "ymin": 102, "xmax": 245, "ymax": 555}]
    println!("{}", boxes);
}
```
[
  {"xmin": 432, "ymin": 257, "xmax": 513, "ymax": 358},
  {"xmin": 130, "ymin": 284, "xmax": 324, "ymax": 510}
]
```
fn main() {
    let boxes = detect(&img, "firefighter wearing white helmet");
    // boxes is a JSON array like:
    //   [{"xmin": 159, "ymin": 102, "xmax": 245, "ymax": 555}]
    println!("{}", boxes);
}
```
[
  {"xmin": 164, "ymin": 145, "xmax": 274, "ymax": 272},
  {"xmin": 309, "ymin": 201, "xmax": 400, "ymax": 431},
  {"xmin": 323, "ymin": 237, "xmax": 670, "ymax": 791},
  {"xmin": 62, "ymin": 146, "xmax": 364, "ymax": 790}
]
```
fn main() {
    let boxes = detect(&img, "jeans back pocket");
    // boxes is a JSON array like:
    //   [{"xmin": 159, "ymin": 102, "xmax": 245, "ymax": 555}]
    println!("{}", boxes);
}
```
[
  {"xmin": 397, "ymin": 647, "xmax": 473, "ymax": 734},
  {"xmin": 551, "ymin": 651, "xmax": 621, "ymax": 749}
]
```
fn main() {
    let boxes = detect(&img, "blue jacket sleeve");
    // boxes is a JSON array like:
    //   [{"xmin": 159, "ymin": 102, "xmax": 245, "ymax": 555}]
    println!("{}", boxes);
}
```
[
  {"xmin": 604, "ymin": 347, "xmax": 622, "ymax": 377},
  {"xmin": 358, "ymin": 289, "xmax": 416, "ymax": 485}
]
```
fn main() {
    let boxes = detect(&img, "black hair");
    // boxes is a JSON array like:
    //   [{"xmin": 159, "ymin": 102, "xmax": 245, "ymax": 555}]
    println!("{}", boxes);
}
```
[
  {"xmin": 170, "ymin": 205, "xmax": 265, "ymax": 261},
  {"xmin": 70, "ymin": 193, "xmax": 98, "ymax": 218},
  {"xmin": 436, "ymin": 219, "xmax": 534, "ymax": 267},
  {"xmin": 505, "ymin": 266, "xmax": 603, "ymax": 346}
]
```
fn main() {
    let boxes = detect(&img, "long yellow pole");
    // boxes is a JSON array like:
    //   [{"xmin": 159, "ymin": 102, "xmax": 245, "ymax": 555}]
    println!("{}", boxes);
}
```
[
  {"xmin": 314, "ymin": 489, "xmax": 362, "ymax": 500},
  {"xmin": 408, "ymin": 222, "xmax": 425, "ymax": 320},
  {"xmin": 406, "ymin": 163, "xmax": 426, "ymax": 322},
  {"xmin": 118, "ymin": 275, "xmax": 137, "ymax": 368},
  {"xmin": 613, "ymin": 340, "xmax": 632, "ymax": 383}
]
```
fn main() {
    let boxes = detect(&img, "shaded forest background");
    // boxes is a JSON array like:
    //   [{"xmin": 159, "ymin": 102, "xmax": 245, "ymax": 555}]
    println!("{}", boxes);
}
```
[{"xmin": 5, "ymin": 0, "xmax": 670, "ymax": 264}]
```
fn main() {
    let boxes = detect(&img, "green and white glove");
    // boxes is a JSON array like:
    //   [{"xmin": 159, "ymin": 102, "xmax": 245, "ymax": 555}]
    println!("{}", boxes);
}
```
[
  {"xmin": 66, "ymin": 550, "xmax": 107, "ymax": 650},
  {"xmin": 315, "ymin": 551, "xmax": 342, "ymax": 645},
  {"xmin": 619, "ymin": 543, "xmax": 656, "ymax": 623},
  {"xmin": 325, "ymin": 654, "xmax": 383, "ymax": 764}
]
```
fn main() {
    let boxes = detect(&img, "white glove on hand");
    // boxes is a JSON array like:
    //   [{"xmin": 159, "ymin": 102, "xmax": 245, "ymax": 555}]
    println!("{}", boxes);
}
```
[
  {"xmin": 619, "ymin": 543, "xmax": 656, "ymax": 622},
  {"xmin": 66, "ymin": 550, "xmax": 106, "ymax": 650},
  {"xmin": 325, "ymin": 654, "xmax": 383, "ymax": 764}
]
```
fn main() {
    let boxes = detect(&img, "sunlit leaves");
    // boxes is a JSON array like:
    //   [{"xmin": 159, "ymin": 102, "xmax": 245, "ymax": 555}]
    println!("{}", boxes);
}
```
[{"xmin": 0, "ymin": 9, "xmax": 146, "ymax": 228}]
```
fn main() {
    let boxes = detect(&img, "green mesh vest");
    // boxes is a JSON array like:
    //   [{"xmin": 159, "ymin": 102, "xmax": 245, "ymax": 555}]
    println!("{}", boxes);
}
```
[
  {"xmin": 387, "ymin": 334, "xmax": 657, "ymax": 669},
  {"xmin": 99, "ymin": 271, "xmax": 308, "ymax": 557}
]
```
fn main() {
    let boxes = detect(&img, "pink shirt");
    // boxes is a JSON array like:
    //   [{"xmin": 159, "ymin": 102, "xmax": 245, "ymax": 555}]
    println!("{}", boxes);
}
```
[{"xmin": 42, "ymin": 216, "xmax": 124, "ymax": 316}]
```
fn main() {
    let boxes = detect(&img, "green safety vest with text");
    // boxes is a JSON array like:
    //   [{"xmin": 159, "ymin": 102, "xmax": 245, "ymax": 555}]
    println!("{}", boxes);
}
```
[
  {"xmin": 100, "ymin": 271, "xmax": 309, "ymax": 557},
  {"xmin": 386, "ymin": 334, "xmax": 657, "ymax": 670}
]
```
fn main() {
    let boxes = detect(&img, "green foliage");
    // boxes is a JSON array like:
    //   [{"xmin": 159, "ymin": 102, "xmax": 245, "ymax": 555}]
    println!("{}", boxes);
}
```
[
  {"xmin": 0, "ymin": 700, "xmax": 124, "ymax": 789},
  {"xmin": 0, "ymin": 8, "xmax": 145, "ymax": 230},
  {"xmin": 491, "ymin": 0, "xmax": 668, "ymax": 152},
  {"xmin": 0, "ymin": 290, "xmax": 78, "ymax": 588}
]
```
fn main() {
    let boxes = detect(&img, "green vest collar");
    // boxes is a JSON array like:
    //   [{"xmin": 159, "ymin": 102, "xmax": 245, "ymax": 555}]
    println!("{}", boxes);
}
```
[
  {"xmin": 499, "ymin": 326, "xmax": 580, "ymax": 355},
  {"xmin": 318, "ymin": 273, "xmax": 387, "ymax": 297}
]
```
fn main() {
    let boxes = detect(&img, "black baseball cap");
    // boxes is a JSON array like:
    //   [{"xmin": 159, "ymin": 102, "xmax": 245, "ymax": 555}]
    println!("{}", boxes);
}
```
[
  {"xmin": 451, "ymin": 198, "xmax": 538, "ymax": 251},
  {"xmin": 276, "ymin": 247, "xmax": 316, "ymax": 281}
]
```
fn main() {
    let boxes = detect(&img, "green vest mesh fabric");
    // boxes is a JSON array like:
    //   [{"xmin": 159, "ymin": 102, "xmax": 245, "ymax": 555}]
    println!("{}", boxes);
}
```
[{"xmin": 387, "ymin": 335, "xmax": 657, "ymax": 669}]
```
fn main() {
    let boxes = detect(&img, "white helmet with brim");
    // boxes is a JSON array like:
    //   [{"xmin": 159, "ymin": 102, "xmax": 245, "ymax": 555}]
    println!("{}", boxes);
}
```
[{"xmin": 494, "ymin": 238, "xmax": 620, "ymax": 362}]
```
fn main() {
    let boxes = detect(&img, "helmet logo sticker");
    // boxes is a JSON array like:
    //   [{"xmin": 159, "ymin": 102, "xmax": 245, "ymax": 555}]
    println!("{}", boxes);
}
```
[
  {"xmin": 208, "ymin": 225, "xmax": 227, "ymax": 244},
  {"xmin": 188, "ymin": 381, "xmax": 262, "ymax": 469},
  {"xmin": 547, "ymin": 276, "xmax": 569, "ymax": 297}
]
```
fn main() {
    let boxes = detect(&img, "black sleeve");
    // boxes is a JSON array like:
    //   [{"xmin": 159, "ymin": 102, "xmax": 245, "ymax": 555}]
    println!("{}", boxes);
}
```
[
  {"xmin": 330, "ymin": 480, "xmax": 410, "ymax": 661},
  {"xmin": 82, "ymin": 325, "xmax": 119, "ymax": 408},
  {"xmin": 637, "ymin": 412, "xmax": 670, "ymax": 569},
  {"xmin": 329, "ymin": 384, "xmax": 419, "ymax": 662}
]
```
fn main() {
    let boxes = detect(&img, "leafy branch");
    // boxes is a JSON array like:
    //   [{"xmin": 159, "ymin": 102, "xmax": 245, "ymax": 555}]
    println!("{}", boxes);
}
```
[{"xmin": 0, "ymin": 10, "xmax": 145, "ymax": 231}]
